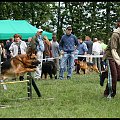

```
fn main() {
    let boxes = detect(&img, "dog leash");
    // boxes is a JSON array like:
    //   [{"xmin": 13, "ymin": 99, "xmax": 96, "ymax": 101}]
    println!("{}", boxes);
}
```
[{"xmin": 106, "ymin": 59, "xmax": 113, "ymax": 99}]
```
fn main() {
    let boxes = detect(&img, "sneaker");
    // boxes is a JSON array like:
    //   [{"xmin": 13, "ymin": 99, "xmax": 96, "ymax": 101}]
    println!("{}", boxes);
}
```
[
  {"xmin": 34, "ymin": 76, "xmax": 41, "ymax": 80},
  {"xmin": 67, "ymin": 76, "xmax": 71, "ymax": 80},
  {"xmin": 59, "ymin": 77, "xmax": 63, "ymax": 80}
]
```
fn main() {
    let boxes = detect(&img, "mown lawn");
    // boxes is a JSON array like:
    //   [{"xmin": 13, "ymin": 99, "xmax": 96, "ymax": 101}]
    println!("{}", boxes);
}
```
[{"xmin": 0, "ymin": 71, "xmax": 120, "ymax": 118}]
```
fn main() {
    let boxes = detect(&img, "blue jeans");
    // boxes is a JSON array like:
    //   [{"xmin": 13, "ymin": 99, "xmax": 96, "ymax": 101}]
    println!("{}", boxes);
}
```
[{"xmin": 59, "ymin": 52, "xmax": 75, "ymax": 79}]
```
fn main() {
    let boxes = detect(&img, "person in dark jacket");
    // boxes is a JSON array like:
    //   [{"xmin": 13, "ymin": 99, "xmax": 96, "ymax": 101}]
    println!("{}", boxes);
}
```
[
  {"xmin": 84, "ymin": 36, "xmax": 93, "ymax": 63},
  {"xmin": 59, "ymin": 25, "xmax": 78, "ymax": 80},
  {"xmin": 76, "ymin": 37, "xmax": 88, "ymax": 74},
  {"xmin": 4, "ymin": 37, "xmax": 14, "ymax": 60}
]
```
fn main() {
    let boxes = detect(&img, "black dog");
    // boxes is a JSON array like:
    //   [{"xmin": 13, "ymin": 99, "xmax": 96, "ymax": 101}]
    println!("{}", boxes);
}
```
[{"xmin": 41, "ymin": 61, "xmax": 57, "ymax": 79}]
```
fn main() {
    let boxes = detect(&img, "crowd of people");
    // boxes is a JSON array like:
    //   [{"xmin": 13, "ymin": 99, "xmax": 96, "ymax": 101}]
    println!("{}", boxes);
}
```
[
  {"xmin": 0, "ymin": 18, "xmax": 120, "ymax": 98},
  {"xmin": 0, "ymin": 25, "xmax": 107, "ymax": 80}
]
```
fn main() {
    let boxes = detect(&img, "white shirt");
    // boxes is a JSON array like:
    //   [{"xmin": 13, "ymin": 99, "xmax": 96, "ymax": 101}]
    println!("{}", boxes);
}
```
[
  {"xmin": 92, "ymin": 41, "xmax": 102, "ymax": 55},
  {"xmin": 9, "ymin": 40, "xmax": 27, "ymax": 57}
]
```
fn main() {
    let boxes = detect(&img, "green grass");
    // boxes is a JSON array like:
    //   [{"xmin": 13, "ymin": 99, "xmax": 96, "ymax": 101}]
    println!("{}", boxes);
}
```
[{"xmin": 1, "ymin": 71, "xmax": 120, "ymax": 118}]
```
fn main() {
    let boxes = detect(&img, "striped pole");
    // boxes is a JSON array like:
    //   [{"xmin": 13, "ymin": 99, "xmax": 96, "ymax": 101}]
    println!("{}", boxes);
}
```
[{"xmin": 27, "ymin": 72, "xmax": 32, "ymax": 99}]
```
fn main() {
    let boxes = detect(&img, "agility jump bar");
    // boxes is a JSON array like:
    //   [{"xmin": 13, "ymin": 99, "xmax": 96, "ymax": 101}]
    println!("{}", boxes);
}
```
[
  {"xmin": 0, "ymin": 79, "xmax": 32, "ymax": 100},
  {"xmin": 0, "ymin": 80, "xmax": 29, "ymax": 84}
]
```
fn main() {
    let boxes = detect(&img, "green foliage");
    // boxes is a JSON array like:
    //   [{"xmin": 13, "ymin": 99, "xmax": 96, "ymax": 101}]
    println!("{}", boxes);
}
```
[
  {"xmin": 0, "ymin": 2, "xmax": 120, "ymax": 42},
  {"xmin": 1, "ymin": 72, "xmax": 120, "ymax": 118}
]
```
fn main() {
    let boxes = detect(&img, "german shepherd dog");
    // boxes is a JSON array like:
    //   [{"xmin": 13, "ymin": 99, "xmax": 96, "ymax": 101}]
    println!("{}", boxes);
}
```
[
  {"xmin": 0, "ymin": 47, "xmax": 40, "ymax": 80},
  {"xmin": 76, "ymin": 60, "xmax": 99, "ymax": 74}
]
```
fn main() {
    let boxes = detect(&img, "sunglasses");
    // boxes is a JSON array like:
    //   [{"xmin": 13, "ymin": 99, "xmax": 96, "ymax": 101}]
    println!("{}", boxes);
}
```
[{"xmin": 67, "ymin": 29, "xmax": 72, "ymax": 31}]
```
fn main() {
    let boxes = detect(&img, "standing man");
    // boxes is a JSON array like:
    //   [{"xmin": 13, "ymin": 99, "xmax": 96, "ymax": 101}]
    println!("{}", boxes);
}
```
[
  {"xmin": 51, "ymin": 34, "xmax": 60, "ymax": 72},
  {"xmin": 84, "ymin": 36, "xmax": 93, "ymax": 63},
  {"xmin": 4, "ymin": 37, "xmax": 14, "ymax": 60},
  {"xmin": 32, "ymin": 28, "xmax": 45, "ymax": 79},
  {"xmin": 59, "ymin": 25, "xmax": 78, "ymax": 80},
  {"xmin": 92, "ymin": 37, "xmax": 102, "ymax": 68},
  {"xmin": 76, "ymin": 37, "xmax": 88, "ymax": 74},
  {"xmin": 101, "ymin": 18, "xmax": 120, "ymax": 98}
]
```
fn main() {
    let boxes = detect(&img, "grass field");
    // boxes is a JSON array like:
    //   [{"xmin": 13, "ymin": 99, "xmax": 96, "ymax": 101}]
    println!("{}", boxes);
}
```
[{"xmin": 1, "ymin": 71, "xmax": 120, "ymax": 118}]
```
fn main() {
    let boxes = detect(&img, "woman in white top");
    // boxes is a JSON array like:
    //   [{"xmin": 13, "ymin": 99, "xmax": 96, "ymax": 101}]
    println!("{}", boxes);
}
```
[
  {"xmin": 9, "ymin": 34, "xmax": 27, "ymax": 57},
  {"xmin": 9, "ymin": 34, "xmax": 27, "ymax": 81}
]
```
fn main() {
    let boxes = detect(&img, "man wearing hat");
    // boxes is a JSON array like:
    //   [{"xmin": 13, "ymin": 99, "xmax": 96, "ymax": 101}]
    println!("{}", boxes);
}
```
[
  {"xmin": 32, "ymin": 28, "xmax": 45, "ymax": 79},
  {"xmin": 100, "ymin": 18, "xmax": 120, "ymax": 98},
  {"xmin": 59, "ymin": 25, "xmax": 78, "ymax": 80}
]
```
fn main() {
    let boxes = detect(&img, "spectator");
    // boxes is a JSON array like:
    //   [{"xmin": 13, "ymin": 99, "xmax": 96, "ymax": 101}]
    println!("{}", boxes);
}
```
[
  {"xmin": 4, "ymin": 37, "xmax": 14, "ymax": 60},
  {"xmin": 9, "ymin": 34, "xmax": 27, "ymax": 81},
  {"xmin": 32, "ymin": 28, "xmax": 45, "ymax": 79},
  {"xmin": 92, "ymin": 37, "xmax": 102, "ymax": 67},
  {"xmin": 51, "ymin": 34, "xmax": 60, "ymax": 71},
  {"xmin": 43, "ymin": 35, "xmax": 52, "ymax": 60},
  {"xmin": 98, "ymin": 40, "xmax": 108, "ymax": 71},
  {"xmin": 99, "ymin": 40, "xmax": 107, "ymax": 55},
  {"xmin": 0, "ymin": 42, "xmax": 6, "ymax": 62},
  {"xmin": 76, "ymin": 37, "xmax": 88, "ymax": 74},
  {"xmin": 100, "ymin": 18, "xmax": 120, "ymax": 98},
  {"xmin": 26, "ymin": 37, "xmax": 32, "ymax": 47},
  {"xmin": 59, "ymin": 25, "xmax": 78, "ymax": 80},
  {"xmin": 84, "ymin": 36, "xmax": 93, "ymax": 63},
  {"xmin": 73, "ymin": 48, "xmax": 79, "ymax": 72}
]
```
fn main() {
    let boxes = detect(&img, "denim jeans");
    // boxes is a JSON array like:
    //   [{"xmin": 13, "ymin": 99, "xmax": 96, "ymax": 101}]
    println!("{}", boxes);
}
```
[
  {"xmin": 59, "ymin": 52, "xmax": 75, "ymax": 79},
  {"xmin": 34, "ymin": 51, "xmax": 43, "ymax": 78}
]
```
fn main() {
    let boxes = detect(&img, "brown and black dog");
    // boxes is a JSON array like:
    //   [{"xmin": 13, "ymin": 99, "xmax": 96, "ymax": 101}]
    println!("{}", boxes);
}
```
[
  {"xmin": 76, "ymin": 60, "xmax": 99, "ymax": 74},
  {"xmin": 0, "ymin": 47, "xmax": 40, "ymax": 80}
]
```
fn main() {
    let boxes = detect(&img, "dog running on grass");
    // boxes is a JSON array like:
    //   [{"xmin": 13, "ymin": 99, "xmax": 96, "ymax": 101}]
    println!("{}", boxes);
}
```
[
  {"xmin": 0, "ymin": 47, "xmax": 40, "ymax": 81},
  {"xmin": 76, "ymin": 60, "xmax": 99, "ymax": 74}
]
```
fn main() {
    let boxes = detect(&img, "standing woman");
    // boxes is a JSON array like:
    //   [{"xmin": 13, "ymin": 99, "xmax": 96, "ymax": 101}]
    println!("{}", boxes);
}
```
[
  {"xmin": 9, "ymin": 34, "xmax": 27, "ymax": 81},
  {"xmin": 43, "ymin": 35, "xmax": 52, "ymax": 59}
]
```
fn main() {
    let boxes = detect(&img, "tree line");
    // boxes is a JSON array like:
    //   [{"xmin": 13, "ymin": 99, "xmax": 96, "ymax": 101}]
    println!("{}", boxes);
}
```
[{"xmin": 0, "ymin": 2, "xmax": 120, "ymax": 43}]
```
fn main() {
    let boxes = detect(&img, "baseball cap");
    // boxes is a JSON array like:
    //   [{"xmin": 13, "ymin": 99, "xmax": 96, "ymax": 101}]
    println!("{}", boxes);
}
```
[
  {"xmin": 66, "ymin": 25, "xmax": 72, "ymax": 30},
  {"xmin": 37, "ymin": 28, "xmax": 43, "ymax": 32}
]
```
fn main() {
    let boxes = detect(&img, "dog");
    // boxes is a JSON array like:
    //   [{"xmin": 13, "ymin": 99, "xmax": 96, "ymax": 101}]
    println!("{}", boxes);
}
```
[
  {"xmin": 0, "ymin": 51, "xmax": 40, "ymax": 81},
  {"xmin": 41, "ymin": 60, "xmax": 57, "ymax": 79},
  {"xmin": 76, "ymin": 60, "xmax": 99, "ymax": 74}
]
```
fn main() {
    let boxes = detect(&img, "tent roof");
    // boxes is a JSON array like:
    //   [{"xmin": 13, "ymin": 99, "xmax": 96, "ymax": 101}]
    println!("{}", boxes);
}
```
[{"xmin": 0, "ymin": 20, "xmax": 52, "ymax": 40}]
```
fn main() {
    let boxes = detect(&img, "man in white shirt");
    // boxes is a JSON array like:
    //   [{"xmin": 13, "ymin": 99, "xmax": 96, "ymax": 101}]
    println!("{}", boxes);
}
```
[{"xmin": 92, "ymin": 37, "xmax": 102, "ymax": 67}]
